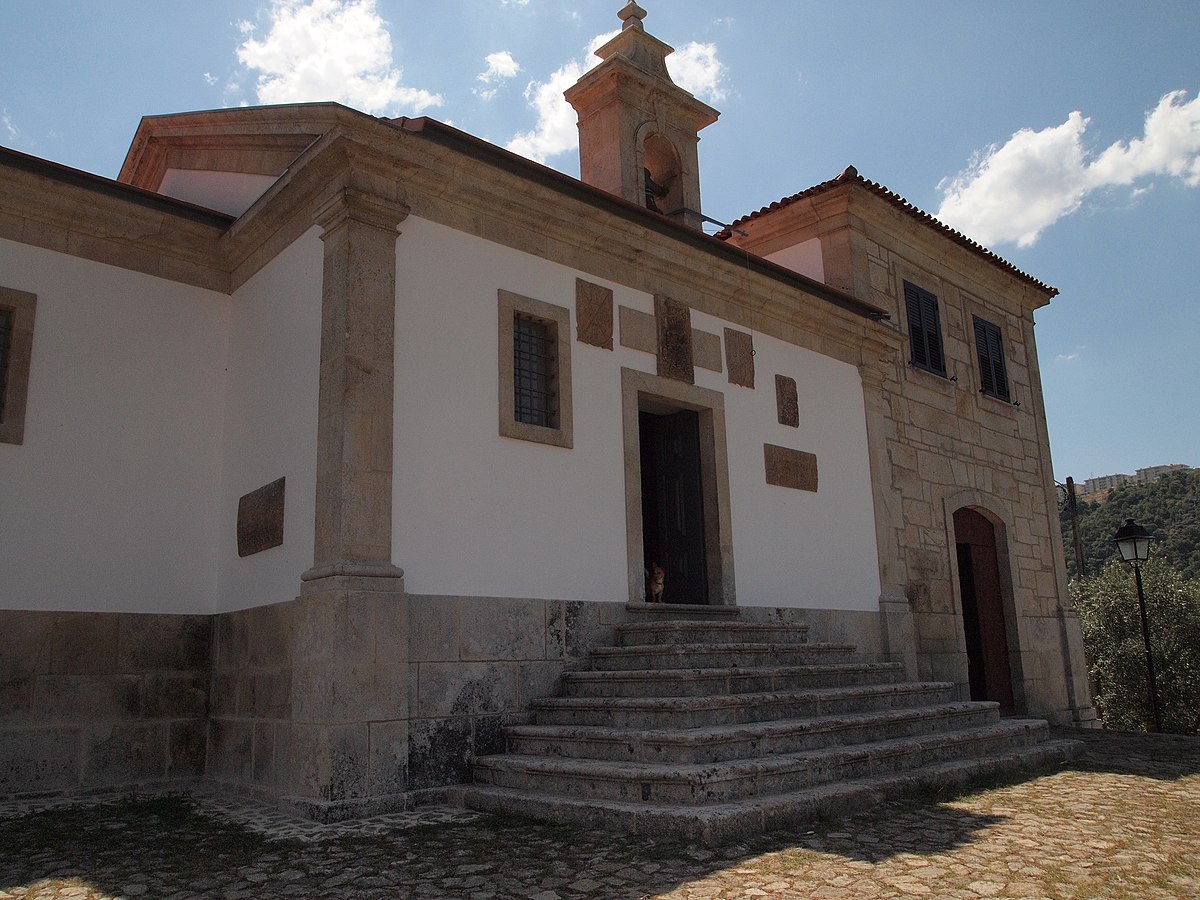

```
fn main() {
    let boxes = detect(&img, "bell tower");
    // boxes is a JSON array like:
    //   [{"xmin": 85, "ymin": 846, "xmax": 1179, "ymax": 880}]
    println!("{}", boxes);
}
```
[{"xmin": 565, "ymin": 2, "xmax": 719, "ymax": 230}]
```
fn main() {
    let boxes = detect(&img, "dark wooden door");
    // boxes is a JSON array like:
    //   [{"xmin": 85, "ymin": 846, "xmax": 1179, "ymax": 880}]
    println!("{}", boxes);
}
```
[
  {"xmin": 954, "ymin": 508, "xmax": 1015, "ymax": 714},
  {"xmin": 640, "ymin": 410, "xmax": 708, "ymax": 604}
]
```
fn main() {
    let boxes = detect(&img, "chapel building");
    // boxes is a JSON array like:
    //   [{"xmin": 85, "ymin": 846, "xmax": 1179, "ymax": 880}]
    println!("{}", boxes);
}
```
[{"xmin": 0, "ymin": 3, "xmax": 1093, "ymax": 836}]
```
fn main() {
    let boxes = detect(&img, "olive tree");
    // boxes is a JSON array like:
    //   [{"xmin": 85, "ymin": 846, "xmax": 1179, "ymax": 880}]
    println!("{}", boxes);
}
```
[{"xmin": 1071, "ymin": 559, "xmax": 1200, "ymax": 735}]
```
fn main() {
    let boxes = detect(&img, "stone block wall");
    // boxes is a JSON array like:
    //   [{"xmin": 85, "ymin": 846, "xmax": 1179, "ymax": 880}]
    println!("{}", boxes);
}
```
[
  {"xmin": 1, "ymin": 595, "xmax": 905, "ymax": 810},
  {"xmin": 404, "ymin": 595, "xmax": 617, "ymax": 796},
  {"xmin": 0, "ymin": 610, "xmax": 211, "ymax": 799}
]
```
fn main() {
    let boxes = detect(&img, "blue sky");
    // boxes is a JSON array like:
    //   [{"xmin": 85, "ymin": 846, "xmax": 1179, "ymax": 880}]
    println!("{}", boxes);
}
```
[{"xmin": 2, "ymin": 0, "xmax": 1197, "ymax": 483}]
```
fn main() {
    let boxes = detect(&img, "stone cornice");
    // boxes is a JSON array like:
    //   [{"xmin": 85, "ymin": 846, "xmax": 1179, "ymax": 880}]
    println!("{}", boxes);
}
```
[
  {"xmin": 0, "ymin": 146, "xmax": 233, "ymax": 292},
  {"xmin": 2, "ymin": 104, "xmax": 898, "ymax": 369}
]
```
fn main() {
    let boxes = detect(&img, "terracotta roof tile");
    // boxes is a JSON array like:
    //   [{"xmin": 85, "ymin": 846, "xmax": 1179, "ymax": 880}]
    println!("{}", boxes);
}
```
[{"xmin": 720, "ymin": 166, "xmax": 1058, "ymax": 297}]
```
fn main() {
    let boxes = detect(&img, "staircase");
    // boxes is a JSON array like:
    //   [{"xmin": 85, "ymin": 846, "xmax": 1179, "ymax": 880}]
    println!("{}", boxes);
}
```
[{"xmin": 463, "ymin": 611, "xmax": 1081, "ymax": 845}]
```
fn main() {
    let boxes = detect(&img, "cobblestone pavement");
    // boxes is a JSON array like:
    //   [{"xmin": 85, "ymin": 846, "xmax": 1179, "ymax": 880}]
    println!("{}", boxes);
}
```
[{"xmin": 1, "ymin": 729, "xmax": 1196, "ymax": 899}]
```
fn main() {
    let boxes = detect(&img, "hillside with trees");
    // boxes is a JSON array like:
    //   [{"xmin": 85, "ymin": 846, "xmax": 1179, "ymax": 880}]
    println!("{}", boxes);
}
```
[{"xmin": 1059, "ymin": 468, "xmax": 1200, "ymax": 580}]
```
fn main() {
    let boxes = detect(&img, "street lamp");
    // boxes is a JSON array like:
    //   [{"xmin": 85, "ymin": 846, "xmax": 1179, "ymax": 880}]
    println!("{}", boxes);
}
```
[{"xmin": 1113, "ymin": 519, "xmax": 1162, "ymax": 732}]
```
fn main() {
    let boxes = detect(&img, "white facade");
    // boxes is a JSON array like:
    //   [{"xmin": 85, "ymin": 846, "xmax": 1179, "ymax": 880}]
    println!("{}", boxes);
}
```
[
  {"xmin": 0, "ymin": 238, "xmax": 228, "ymax": 613},
  {"xmin": 391, "ymin": 217, "xmax": 880, "ymax": 609}
]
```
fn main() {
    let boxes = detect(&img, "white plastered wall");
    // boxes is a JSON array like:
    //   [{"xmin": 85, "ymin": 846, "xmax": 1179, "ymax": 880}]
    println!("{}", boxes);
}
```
[
  {"xmin": 0, "ymin": 238, "xmax": 228, "ymax": 613},
  {"xmin": 392, "ymin": 217, "xmax": 880, "ymax": 610},
  {"xmin": 216, "ymin": 228, "xmax": 322, "ymax": 612},
  {"xmin": 767, "ymin": 238, "xmax": 825, "ymax": 283},
  {"xmin": 157, "ymin": 170, "xmax": 278, "ymax": 218}
]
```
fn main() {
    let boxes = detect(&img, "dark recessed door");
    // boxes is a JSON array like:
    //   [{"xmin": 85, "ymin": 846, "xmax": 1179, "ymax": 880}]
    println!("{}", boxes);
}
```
[
  {"xmin": 954, "ymin": 508, "xmax": 1016, "ymax": 715},
  {"xmin": 640, "ymin": 409, "xmax": 708, "ymax": 604}
]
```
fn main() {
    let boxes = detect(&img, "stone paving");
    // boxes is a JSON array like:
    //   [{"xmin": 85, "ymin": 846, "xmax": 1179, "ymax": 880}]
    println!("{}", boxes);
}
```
[{"xmin": 0, "ymin": 728, "xmax": 1196, "ymax": 899}]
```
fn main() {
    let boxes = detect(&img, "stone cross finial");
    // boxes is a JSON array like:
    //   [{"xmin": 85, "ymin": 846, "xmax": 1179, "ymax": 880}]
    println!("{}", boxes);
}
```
[{"xmin": 618, "ymin": 1, "xmax": 647, "ymax": 31}]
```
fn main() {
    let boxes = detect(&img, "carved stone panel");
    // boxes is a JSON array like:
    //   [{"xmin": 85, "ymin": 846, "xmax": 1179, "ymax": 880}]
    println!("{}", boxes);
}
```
[
  {"xmin": 725, "ymin": 328, "xmax": 755, "ymax": 388},
  {"xmin": 575, "ymin": 278, "xmax": 613, "ymax": 349},
  {"xmin": 237, "ymin": 477, "xmax": 286, "ymax": 557},
  {"xmin": 775, "ymin": 374, "xmax": 799, "ymax": 427},
  {"xmin": 764, "ymin": 445, "xmax": 818, "ymax": 492},
  {"xmin": 618, "ymin": 306, "xmax": 656, "ymax": 354},
  {"xmin": 693, "ymin": 330, "xmax": 722, "ymax": 372},
  {"xmin": 655, "ymin": 295, "xmax": 694, "ymax": 384}
]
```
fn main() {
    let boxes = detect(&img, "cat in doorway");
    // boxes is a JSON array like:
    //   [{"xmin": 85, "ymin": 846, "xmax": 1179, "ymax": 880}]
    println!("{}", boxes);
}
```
[{"xmin": 646, "ymin": 563, "xmax": 665, "ymax": 603}]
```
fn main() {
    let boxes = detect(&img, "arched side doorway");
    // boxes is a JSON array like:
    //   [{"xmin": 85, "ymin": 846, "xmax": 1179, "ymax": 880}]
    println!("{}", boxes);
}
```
[{"xmin": 953, "ymin": 507, "xmax": 1016, "ymax": 714}]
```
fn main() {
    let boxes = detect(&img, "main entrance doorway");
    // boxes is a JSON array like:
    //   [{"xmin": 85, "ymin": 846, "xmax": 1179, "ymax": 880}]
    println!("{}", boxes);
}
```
[
  {"xmin": 954, "ymin": 508, "xmax": 1016, "ymax": 714},
  {"xmin": 639, "ymin": 409, "xmax": 708, "ymax": 604}
]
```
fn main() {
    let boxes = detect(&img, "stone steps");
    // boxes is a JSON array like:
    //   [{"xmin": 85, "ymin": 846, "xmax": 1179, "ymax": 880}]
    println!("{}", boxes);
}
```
[
  {"xmin": 560, "ymin": 661, "xmax": 905, "ymax": 698},
  {"xmin": 614, "ymin": 620, "xmax": 811, "ymax": 647},
  {"xmin": 474, "ymin": 720, "xmax": 1049, "ymax": 805},
  {"xmin": 465, "ymin": 611, "xmax": 1082, "ymax": 844},
  {"xmin": 533, "ymin": 682, "xmax": 956, "ymax": 730},
  {"xmin": 464, "ymin": 738, "xmax": 1082, "ymax": 847},
  {"xmin": 588, "ymin": 642, "xmax": 857, "ymax": 671},
  {"xmin": 506, "ymin": 701, "xmax": 1000, "ymax": 764}
]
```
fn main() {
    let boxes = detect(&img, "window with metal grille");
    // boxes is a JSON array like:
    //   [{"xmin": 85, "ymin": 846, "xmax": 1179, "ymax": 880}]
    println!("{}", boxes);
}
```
[
  {"xmin": 0, "ymin": 285, "xmax": 35, "ymax": 445},
  {"xmin": 512, "ymin": 313, "xmax": 558, "ymax": 428},
  {"xmin": 973, "ymin": 315, "xmax": 1011, "ymax": 402},
  {"xmin": 903, "ymin": 281, "xmax": 946, "ymax": 376},
  {"xmin": 0, "ymin": 307, "xmax": 12, "ymax": 422}
]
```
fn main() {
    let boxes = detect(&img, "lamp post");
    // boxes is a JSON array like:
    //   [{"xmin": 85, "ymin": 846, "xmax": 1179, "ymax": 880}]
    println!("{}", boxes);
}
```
[{"xmin": 1113, "ymin": 519, "xmax": 1162, "ymax": 733}]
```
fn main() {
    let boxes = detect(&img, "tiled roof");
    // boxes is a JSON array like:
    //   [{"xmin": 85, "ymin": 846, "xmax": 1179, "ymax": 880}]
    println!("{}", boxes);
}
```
[{"xmin": 721, "ymin": 166, "xmax": 1058, "ymax": 298}]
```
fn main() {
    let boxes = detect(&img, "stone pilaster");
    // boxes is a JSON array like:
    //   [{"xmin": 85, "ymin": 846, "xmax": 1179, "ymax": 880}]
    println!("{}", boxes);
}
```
[{"xmin": 302, "ymin": 186, "xmax": 409, "ymax": 592}]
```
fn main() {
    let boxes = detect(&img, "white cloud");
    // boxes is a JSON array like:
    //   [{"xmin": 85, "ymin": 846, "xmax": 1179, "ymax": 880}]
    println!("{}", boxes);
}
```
[
  {"xmin": 1, "ymin": 111, "xmax": 18, "ymax": 143},
  {"xmin": 937, "ymin": 90, "xmax": 1200, "ymax": 248},
  {"xmin": 236, "ymin": 0, "xmax": 442, "ymax": 114},
  {"xmin": 668, "ymin": 41, "xmax": 728, "ymax": 104},
  {"xmin": 203, "ymin": 72, "xmax": 219, "ymax": 86},
  {"xmin": 506, "ymin": 30, "xmax": 728, "ymax": 164},
  {"xmin": 506, "ymin": 30, "xmax": 616, "ymax": 163},
  {"xmin": 1057, "ymin": 347, "xmax": 1085, "ymax": 362},
  {"xmin": 500, "ymin": 0, "xmax": 529, "ymax": 6},
  {"xmin": 475, "ymin": 51, "xmax": 520, "ymax": 100}
]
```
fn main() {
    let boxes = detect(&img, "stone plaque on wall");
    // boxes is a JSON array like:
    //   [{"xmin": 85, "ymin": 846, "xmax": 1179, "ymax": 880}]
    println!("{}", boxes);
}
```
[
  {"xmin": 575, "ymin": 278, "xmax": 613, "ymax": 349},
  {"xmin": 764, "ymin": 445, "xmax": 818, "ymax": 492},
  {"xmin": 237, "ymin": 477, "xmax": 286, "ymax": 557},
  {"xmin": 725, "ymin": 328, "xmax": 755, "ymax": 388},
  {"xmin": 655, "ymin": 295, "xmax": 694, "ymax": 384},
  {"xmin": 775, "ymin": 374, "xmax": 799, "ymax": 427},
  {"xmin": 618, "ymin": 306, "xmax": 656, "ymax": 354},
  {"xmin": 693, "ymin": 330, "xmax": 723, "ymax": 372}
]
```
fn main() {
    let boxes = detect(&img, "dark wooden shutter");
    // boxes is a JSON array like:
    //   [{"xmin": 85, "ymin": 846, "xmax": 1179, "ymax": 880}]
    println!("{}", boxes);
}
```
[
  {"xmin": 973, "ymin": 316, "xmax": 1010, "ymax": 401},
  {"xmin": 904, "ymin": 281, "xmax": 945, "ymax": 376}
]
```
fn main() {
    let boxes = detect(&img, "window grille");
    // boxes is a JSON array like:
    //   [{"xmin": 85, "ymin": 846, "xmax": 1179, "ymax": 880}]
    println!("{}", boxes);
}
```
[
  {"xmin": 973, "ymin": 315, "xmax": 1011, "ymax": 401},
  {"xmin": 903, "ymin": 281, "xmax": 946, "ymax": 376},
  {"xmin": 513, "ymin": 313, "xmax": 557, "ymax": 428},
  {"xmin": 0, "ymin": 308, "xmax": 11, "ymax": 421}
]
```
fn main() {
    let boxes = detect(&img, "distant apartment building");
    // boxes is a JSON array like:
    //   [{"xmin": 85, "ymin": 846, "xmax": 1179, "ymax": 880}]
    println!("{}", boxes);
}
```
[{"xmin": 1081, "ymin": 464, "xmax": 1191, "ymax": 495}]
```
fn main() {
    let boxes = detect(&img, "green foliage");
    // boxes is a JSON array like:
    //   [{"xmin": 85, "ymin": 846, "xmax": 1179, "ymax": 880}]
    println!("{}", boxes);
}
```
[
  {"xmin": 1071, "ymin": 559, "xmax": 1200, "ymax": 735},
  {"xmin": 1060, "ymin": 469, "xmax": 1200, "ymax": 580}
]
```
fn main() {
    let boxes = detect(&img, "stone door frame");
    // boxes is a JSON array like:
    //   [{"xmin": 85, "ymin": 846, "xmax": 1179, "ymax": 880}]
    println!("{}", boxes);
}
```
[
  {"xmin": 943, "ymin": 490, "xmax": 1028, "ymax": 714},
  {"xmin": 620, "ymin": 367, "xmax": 735, "ymax": 606}
]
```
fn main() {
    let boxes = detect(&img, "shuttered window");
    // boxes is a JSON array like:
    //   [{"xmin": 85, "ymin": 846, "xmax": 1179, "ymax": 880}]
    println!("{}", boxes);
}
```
[
  {"xmin": 973, "ymin": 316, "xmax": 1011, "ymax": 401},
  {"xmin": 903, "ymin": 281, "xmax": 946, "ymax": 376}
]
